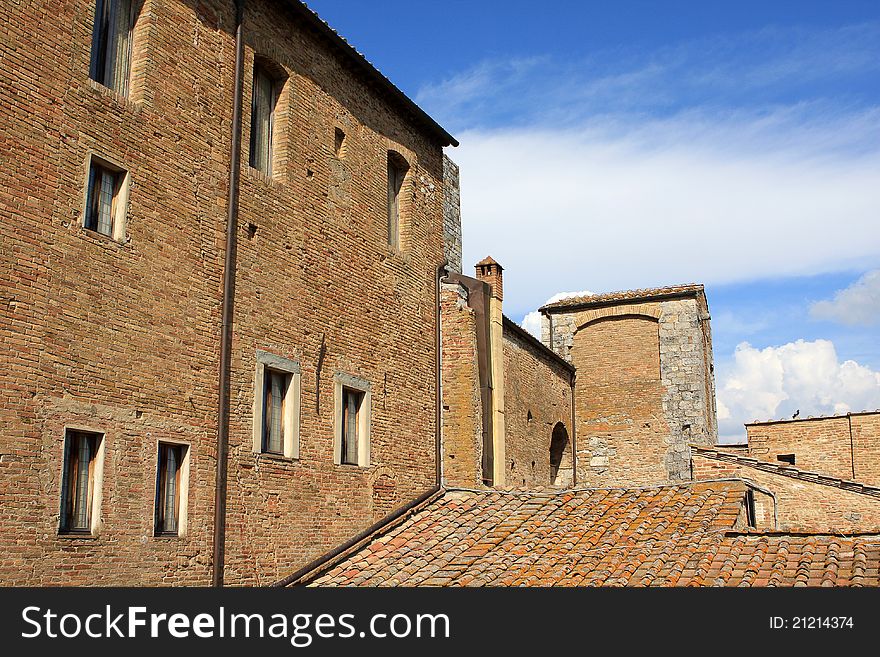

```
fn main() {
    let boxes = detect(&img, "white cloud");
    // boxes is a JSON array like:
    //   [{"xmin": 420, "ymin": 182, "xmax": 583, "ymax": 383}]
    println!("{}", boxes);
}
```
[
  {"xmin": 716, "ymin": 339, "xmax": 880, "ymax": 441},
  {"xmin": 810, "ymin": 269, "xmax": 880, "ymax": 326},
  {"xmin": 452, "ymin": 116, "xmax": 880, "ymax": 315},
  {"xmin": 520, "ymin": 290, "xmax": 594, "ymax": 338}
]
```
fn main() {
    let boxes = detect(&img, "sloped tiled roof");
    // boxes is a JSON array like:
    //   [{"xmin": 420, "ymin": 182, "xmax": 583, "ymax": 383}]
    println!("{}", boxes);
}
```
[
  {"xmin": 693, "ymin": 446, "xmax": 880, "ymax": 499},
  {"xmin": 300, "ymin": 482, "xmax": 880, "ymax": 587},
  {"xmin": 540, "ymin": 284, "xmax": 705, "ymax": 312}
]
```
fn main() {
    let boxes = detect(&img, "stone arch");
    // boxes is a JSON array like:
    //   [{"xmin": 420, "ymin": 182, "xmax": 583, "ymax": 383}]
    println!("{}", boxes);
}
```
[{"xmin": 550, "ymin": 422, "xmax": 572, "ymax": 487}]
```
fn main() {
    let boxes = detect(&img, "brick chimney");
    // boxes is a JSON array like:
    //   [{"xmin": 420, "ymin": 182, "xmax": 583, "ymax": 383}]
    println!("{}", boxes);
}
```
[{"xmin": 475, "ymin": 256, "xmax": 503, "ymax": 300}]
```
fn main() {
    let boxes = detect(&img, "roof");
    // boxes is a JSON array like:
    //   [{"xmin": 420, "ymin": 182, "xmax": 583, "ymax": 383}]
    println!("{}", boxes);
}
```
[
  {"xmin": 540, "ymin": 284, "xmax": 705, "ymax": 313},
  {"xmin": 745, "ymin": 409, "xmax": 880, "ymax": 427},
  {"xmin": 292, "ymin": 2, "xmax": 458, "ymax": 147},
  {"xmin": 297, "ymin": 482, "xmax": 880, "ymax": 586},
  {"xmin": 475, "ymin": 256, "xmax": 502, "ymax": 268},
  {"xmin": 693, "ymin": 446, "xmax": 880, "ymax": 499}
]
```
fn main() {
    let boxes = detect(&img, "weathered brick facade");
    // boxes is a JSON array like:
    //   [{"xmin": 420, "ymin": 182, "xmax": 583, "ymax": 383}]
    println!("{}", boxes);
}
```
[
  {"xmin": 541, "ymin": 287, "xmax": 717, "ymax": 486},
  {"xmin": 502, "ymin": 318, "xmax": 574, "ymax": 488},
  {"xmin": 0, "ymin": 0, "xmax": 453, "ymax": 585},
  {"xmin": 745, "ymin": 412, "xmax": 880, "ymax": 486},
  {"xmin": 693, "ymin": 448, "xmax": 880, "ymax": 532}
]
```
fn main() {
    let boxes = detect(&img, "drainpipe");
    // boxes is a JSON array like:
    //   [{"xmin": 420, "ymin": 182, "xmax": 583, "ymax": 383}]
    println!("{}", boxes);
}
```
[
  {"xmin": 848, "ymin": 413, "xmax": 856, "ymax": 480},
  {"xmin": 212, "ymin": 0, "xmax": 245, "ymax": 588},
  {"xmin": 435, "ymin": 261, "xmax": 448, "ymax": 485},
  {"xmin": 569, "ymin": 370, "xmax": 577, "ymax": 487}
]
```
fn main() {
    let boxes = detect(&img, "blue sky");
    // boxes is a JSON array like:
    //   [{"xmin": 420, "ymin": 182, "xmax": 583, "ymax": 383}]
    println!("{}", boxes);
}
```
[{"xmin": 308, "ymin": 1, "xmax": 880, "ymax": 441}]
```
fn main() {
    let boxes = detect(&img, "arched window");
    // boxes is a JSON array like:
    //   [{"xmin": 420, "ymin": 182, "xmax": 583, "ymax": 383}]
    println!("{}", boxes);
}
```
[{"xmin": 550, "ymin": 423, "xmax": 571, "ymax": 486}]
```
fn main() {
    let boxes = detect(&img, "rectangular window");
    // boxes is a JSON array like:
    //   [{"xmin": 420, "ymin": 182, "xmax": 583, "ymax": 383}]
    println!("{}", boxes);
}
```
[
  {"xmin": 155, "ymin": 442, "xmax": 186, "ymax": 536},
  {"xmin": 60, "ymin": 431, "xmax": 101, "ymax": 534},
  {"xmin": 249, "ymin": 64, "xmax": 277, "ymax": 175},
  {"xmin": 777, "ymin": 454, "xmax": 795, "ymax": 465},
  {"xmin": 262, "ymin": 368, "xmax": 291, "ymax": 455},
  {"xmin": 85, "ymin": 160, "xmax": 124, "ymax": 237},
  {"xmin": 341, "ymin": 387, "xmax": 364, "ymax": 465},
  {"xmin": 89, "ymin": 0, "xmax": 134, "ymax": 94},
  {"xmin": 386, "ymin": 153, "xmax": 408, "ymax": 248}
]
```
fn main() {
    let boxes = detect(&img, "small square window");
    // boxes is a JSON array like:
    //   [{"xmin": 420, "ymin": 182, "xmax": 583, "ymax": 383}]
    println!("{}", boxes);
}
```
[
  {"xmin": 59, "ymin": 430, "xmax": 103, "ymax": 534},
  {"xmin": 155, "ymin": 442, "xmax": 188, "ymax": 536},
  {"xmin": 89, "ymin": 0, "xmax": 134, "ymax": 94},
  {"xmin": 249, "ymin": 64, "xmax": 279, "ymax": 175}
]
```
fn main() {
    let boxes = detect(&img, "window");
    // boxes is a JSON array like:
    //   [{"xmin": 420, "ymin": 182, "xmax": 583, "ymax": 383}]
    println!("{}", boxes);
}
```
[
  {"xmin": 85, "ymin": 159, "xmax": 126, "ymax": 237},
  {"xmin": 333, "ymin": 373, "xmax": 371, "ymax": 467},
  {"xmin": 249, "ymin": 64, "xmax": 278, "ymax": 175},
  {"xmin": 89, "ymin": 0, "xmax": 134, "ymax": 94},
  {"xmin": 252, "ymin": 351, "xmax": 301, "ymax": 458},
  {"xmin": 262, "ymin": 368, "xmax": 291, "ymax": 454},
  {"xmin": 341, "ymin": 388, "xmax": 364, "ymax": 465},
  {"xmin": 745, "ymin": 488, "xmax": 757, "ymax": 528},
  {"xmin": 777, "ymin": 454, "xmax": 796, "ymax": 466},
  {"xmin": 59, "ymin": 430, "xmax": 103, "ymax": 534},
  {"xmin": 386, "ymin": 151, "xmax": 409, "ymax": 248},
  {"xmin": 334, "ymin": 127, "xmax": 346, "ymax": 158},
  {"xmin": 155, "ymin": 442, "xmax": 188, "ymax": 536}
]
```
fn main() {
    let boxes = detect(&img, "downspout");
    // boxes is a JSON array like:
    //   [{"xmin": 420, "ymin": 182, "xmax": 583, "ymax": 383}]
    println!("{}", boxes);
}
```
[
  {"xmin": 435, "ymin": 261, "xmax": 448, "ymax": 485},
  {"xmin": 212, "ymin": 0, "xmax": 245, "ymax": 588},
  {"xmin": 569, "ymin": 370, "xmax": 577, "ymax": 487},
  {"xmin": 848, "ymin": 413, "xmax": 856, "ymax": 480}
]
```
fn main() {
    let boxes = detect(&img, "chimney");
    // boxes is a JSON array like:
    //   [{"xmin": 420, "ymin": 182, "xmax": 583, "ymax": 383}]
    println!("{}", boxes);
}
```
[{"xmin": 475, "ymin": 256, "xmax": 503, "ymax": 300}]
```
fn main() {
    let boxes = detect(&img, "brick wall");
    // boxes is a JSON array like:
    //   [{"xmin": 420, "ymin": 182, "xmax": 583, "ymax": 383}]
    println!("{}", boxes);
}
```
[
  {"xmin": 0, "ymin": 0, "xmax": 446, "ymax": 585},
  {"xmin": 502, "ymin": 321, "xmax": 573, "ymax": 488},
  {"xmin": 746, "ymin": 412, "xmax": 880, "ymax": 486},
  {"xmin": 440, "ymin": 283, "xmax": 483, "ymax": 488},
  {"xmin": 546, "ymin": 294, "xmax": 716, "ymax": 486},
  {"xmin": 693, "ymin": 453, "xmax": 880, "ymax": 531}
]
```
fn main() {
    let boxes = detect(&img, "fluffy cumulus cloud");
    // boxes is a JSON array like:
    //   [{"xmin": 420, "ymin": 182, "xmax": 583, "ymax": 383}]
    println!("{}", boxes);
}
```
[
  {"xmin": 716, "ymin": 339, "xmax": 880, "ymax": 441},
  {"xmin": 520, "ymin": 290, "xmax": 594, "ymax": 338},
  {"xmin": 810, "ymin": 269, "xmax": 880, "ymax": 326}
]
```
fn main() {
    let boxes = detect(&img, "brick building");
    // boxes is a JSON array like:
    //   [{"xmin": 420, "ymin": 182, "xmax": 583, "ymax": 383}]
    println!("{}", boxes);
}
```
[
  {"xmin": 2, "ymin": 0, "xmax": 878, "ymax": 588},
  {"xmin": 0, "ymin": 0, "xmax": 456, "ymax": 585},
  {"xmin": 539, "ymin": 286, "xmax": 718, "ymax": 486},
  {"xmin": 745, "ymin": 412, "xmax": 880, "ymax": 485},
  {"xmin": 440, "ymin": 257, "xmax": 574, "ymax": 490}
]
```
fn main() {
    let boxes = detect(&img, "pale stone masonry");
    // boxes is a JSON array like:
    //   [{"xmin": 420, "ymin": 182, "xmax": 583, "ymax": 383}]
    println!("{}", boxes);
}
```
[{"xmin": 540, "ymin": 286, "xmax": 718, "ymax": 486}]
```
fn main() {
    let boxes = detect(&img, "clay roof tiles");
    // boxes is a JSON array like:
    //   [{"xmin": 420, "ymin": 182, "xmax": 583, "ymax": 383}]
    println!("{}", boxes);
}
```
[{"xmin": 301, "ymin": 482, "xmax": 880, "ymax": 587}]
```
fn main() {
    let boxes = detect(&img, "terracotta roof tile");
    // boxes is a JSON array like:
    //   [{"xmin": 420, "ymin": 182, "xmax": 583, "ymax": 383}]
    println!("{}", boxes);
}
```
[{"xmin": 302, "ymin": 483, "xmax": 880, "ymax": 587}]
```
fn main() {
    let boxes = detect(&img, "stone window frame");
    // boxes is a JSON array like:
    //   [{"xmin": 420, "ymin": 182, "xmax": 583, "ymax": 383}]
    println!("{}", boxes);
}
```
[
  {"xmin": 58, "ymin": 427, "xmax": 107, "ymax": 538},
  {"xmin": 89, "ymin": 0, "xmax": 136, "ymax": 96},
  {"xmin": 333, "ymin": 372, "xmax": 371, "ymax": 467},
  {"xmin": 82, "ymin": 152, "xmax": 131, "ymax": 242},
  {"xmin": 152, "ymin": 438, "xmax": 191, "ymax": 538},
  {"xmin": 252, "ymin": 350, "xmax": 301, "ymax": 460}
]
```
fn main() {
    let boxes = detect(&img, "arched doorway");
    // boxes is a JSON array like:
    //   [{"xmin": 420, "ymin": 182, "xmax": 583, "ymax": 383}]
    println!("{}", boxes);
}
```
[{"xmin": 550, "ymin": 423, "xmax": 572, "ymax": 487}]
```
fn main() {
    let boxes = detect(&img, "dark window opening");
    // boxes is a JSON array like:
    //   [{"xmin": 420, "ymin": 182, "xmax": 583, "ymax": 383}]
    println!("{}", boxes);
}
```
[
  {"xmin": 386, "ymin": 152, "xmax": 408, "ymax": 248},
  {"xmin": 85, "ymin": 161, "xmax": 123, "ymax": 237},
  {"xmin": 262, "ymin": 369, "xmax": 291, "ymax": 455},
  {"xmin": 334, "ymin": 127, "xmax": 346, "ymax": 158},
  {"xmin": 249, "ymin": 64, "xmax": 278, "ymax": 175},
  {"xmin": 155, "ymin": 443, "xmax": 185, "ymax": 536},
  {"xmin": 745, "ymin": 488, "xmax": 757, "ymax": 528},
  {"xmin": 341, "ymin": 387, "xmax": 364, "ymax": 465},
  {"xmin": 60, "ymin": 431, "xmax": 100, "ymax": 534},
  {"xmin": 777, "ymin": 454, "xmax": 796, "ymax": 466},
  {"xmin": 89, "ymin": 0, "xmax": 134, "ymax": 94}
]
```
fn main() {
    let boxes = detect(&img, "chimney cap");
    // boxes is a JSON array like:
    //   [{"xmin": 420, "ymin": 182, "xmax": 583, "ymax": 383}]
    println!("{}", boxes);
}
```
[{"xmin": 476, "ymin": 255, "xmax": 503, "ymax": 269}]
